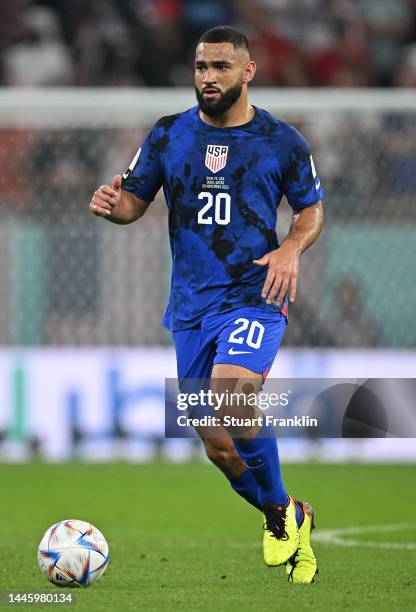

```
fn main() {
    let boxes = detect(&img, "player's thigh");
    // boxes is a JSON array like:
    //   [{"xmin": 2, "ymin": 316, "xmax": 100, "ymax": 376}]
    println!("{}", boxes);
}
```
[
  {"xmin": 211, "ymin": 363, "xmax": 263, "ymax": 395},
  {"xmin": 210, "ymin": 364, "xmax": 263, "ymax": 437},
  {"xmin": 213, "ymin": 307, "xmax": 287, "ymax": 378}
]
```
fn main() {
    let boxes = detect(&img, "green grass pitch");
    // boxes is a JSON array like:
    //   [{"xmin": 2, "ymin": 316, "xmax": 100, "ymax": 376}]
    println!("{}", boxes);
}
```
[{"xmin": 1, "ymin": 462, "xmax": 415, "ymax": 611}]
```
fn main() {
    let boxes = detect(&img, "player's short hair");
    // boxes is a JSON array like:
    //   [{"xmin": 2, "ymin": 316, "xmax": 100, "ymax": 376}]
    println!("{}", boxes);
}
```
[{"xmin": 197, "ymin": 26, "xmax": 250, "ymax": 54}]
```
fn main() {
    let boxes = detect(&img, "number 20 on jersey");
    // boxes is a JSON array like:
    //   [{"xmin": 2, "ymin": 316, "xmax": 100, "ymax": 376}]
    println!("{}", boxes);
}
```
[{"xmin": 197, "ymin": 192, "xmax": 231, "ymax": 225}]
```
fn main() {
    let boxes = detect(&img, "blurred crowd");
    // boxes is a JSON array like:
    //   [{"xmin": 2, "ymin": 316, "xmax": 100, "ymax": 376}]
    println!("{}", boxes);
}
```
[
  {"xmin": 0, "ymin": 1, "xmax": 415, "ymax": 349},
  {"xmin": 1, "ymin": 110, "xmax": 414, "ymax": 348},
  {"xmin": 1, "ymin": 0, "xmax": 416, "ymax": 88}
]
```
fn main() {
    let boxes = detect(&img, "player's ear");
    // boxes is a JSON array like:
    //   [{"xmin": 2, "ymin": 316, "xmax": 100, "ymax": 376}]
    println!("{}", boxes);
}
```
[{"xmin": 244, "ymin": 60, "xmax": 256, "ymax": 83}]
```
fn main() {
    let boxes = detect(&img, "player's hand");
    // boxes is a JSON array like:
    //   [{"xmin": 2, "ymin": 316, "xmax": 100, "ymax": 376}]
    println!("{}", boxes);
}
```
[
  {"xmin": 253, "ymin": 241, "xmax": 300, "ymax": 305},
  {"xmin": 90, "ymin": 174, "xmax": 122, "ymax": 217}
]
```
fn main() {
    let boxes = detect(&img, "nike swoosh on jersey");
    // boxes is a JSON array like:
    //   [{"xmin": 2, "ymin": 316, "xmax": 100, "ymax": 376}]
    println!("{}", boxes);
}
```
[{"xmin": 228, "ymin": 347, "xmax": 252, "ymax": 355}]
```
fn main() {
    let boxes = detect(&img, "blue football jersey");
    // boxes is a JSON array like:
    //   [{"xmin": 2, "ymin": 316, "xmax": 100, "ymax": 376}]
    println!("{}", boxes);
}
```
[{"xmin": 121, "ymin": 106, "xmax": 324, "ymax": 331}]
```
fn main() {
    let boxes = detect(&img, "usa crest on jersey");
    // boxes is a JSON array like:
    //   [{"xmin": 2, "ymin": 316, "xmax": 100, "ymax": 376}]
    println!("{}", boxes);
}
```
[{"xmin": 205, "ymin": 145, "xmax": 229, "ymax": 173}]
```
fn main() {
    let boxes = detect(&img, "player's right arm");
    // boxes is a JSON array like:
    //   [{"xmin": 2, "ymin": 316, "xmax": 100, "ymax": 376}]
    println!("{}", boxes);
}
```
[
  {"xmin": 90, "ymin": 120, "xmax": 165, "ymax": 224},
  {"xmin": 90, "ymin": 174, "xmax": 150, "ymax": 225}
]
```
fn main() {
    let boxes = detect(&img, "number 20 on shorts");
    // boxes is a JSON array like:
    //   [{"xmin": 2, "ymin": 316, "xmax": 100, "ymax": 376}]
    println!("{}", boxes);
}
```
[{"xmin": 228, "ymin": 318, "xmax": 265, "ymax": 349}]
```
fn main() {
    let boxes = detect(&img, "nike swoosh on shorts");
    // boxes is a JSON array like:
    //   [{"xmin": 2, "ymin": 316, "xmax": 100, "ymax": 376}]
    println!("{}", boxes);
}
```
[{"xmin": 228, "ymin": 348, "xmax": 252, "ymax": 355}]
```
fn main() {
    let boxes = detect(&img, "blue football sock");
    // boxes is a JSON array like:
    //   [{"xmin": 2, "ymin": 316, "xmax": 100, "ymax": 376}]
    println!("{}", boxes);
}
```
[
  {"xmin": 228, "ymin": 469, "xmax": 262, "ymax": 511},
  {"xmin": 233, "ymin": 425, "xmax": 288, "ymax": 509}
]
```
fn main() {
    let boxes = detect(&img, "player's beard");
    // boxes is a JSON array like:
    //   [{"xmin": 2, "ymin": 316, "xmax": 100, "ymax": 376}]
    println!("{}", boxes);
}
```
[{"xmin": 195, "ymin": 80, "xmax": 243, "ymax": 117}]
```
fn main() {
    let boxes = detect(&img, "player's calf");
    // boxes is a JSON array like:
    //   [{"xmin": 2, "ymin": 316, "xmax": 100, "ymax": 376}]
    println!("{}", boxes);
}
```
[
  {"xmin": 202, "ymin": 436, "xmax": 246, "ymax": 477},
  {"xmin": 202, "ymin": 436, "xmax": 262, "ymax": 511}
]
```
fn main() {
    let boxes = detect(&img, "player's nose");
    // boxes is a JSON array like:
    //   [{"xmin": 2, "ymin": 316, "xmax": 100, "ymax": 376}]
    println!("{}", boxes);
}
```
[{"xmin": 203, "ymin": 67, "xmax": 217, "ymax": 83}]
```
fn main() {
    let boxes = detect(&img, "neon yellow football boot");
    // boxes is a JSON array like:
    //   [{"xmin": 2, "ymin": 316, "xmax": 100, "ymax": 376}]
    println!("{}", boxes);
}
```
[
  {"xmin": 286, "ymin": 500, "xmax": 318, "ymax": 584},
  {"xmin": 263, "ymin": 497, "xmax": 300, "ymax": 566}
]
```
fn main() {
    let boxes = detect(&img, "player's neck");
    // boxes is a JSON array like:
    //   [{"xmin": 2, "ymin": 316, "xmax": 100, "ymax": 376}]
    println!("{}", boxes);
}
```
[{"xmin": 199, "ymin": 102, "xmax": 255, "ymax": 129}]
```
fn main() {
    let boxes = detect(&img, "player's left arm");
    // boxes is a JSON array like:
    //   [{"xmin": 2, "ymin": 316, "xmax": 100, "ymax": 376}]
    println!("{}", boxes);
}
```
[
  {"xmin": 254, "ymin": 127, "xmax": 325, "ymax": 305},
  {"xmin": 253, "ymin": 201, "xmax": 323, "ymax": 305}
]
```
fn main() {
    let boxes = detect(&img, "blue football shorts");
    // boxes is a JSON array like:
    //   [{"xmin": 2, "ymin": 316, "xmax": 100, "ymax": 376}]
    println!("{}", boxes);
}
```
[{"xmin": 173, "ymin": 306, "xmax": 287, "ymax": 382}]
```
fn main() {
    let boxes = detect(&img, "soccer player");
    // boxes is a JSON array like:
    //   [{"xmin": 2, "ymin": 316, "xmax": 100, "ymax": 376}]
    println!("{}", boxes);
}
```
[{"xmin": 90, "ymin": 26, "xmax": 324, "ymax": 584}]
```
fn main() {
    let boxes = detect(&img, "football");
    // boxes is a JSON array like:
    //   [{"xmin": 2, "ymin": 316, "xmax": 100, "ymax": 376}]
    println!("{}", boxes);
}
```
[{"xmin": 37, "ymin": 520, "xmax": 109, "ymax": 587}]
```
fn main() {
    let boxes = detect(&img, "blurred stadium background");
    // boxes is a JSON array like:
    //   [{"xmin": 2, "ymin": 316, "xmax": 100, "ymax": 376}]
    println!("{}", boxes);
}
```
[{"xmin": 0, "ymin": 0, "xmax": 415, "ymax": 463}]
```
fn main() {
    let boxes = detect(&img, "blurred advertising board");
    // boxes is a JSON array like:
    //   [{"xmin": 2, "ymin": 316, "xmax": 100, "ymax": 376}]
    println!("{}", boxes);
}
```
[{"xmin": 0, "ymin": 348, "xmax": 415, "ymax": 461}]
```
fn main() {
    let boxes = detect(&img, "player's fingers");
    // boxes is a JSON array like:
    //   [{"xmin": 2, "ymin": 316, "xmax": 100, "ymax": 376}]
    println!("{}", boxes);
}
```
[
  {"xmin": 266, "ymin": 274, "xmax": 284, "ymax": 305},
  {"xmin": 264, "ymin": 276, "xmax": 282, "ymax": 303},
  {"xmin": 92, "ymin": 191, "xmax": 113, "ymax": 207},
  {"xmin": 253, "ymin": 255, "xmax": 269, "ymax": 266},
  {"xmin": 261, "ymin": 270, "xmax": 275, "ymax": 300},
  {"xmin": 92, "ymin": 193, "xmax": 114, "ymax": 210},
  {"xmin": 98, "ymin": 185, "xmax": 118, "ymax": 198},
  {"xmin": 112, "ymin": 174, "xmax": 122, "ymax": 191},
  {"xmin": 91, "ymin": 207, "xmax": 111, "ymax": 217},
  {"xmin": 289, "ymin": 273, "xmax": 298, "ymax": 302},
  {"xmin": 89, "ymin": 201, "xmax": 111, "ymax": 216},
  {"xmin": 273, "ymin": 277, "xmax": 289, "ymax": 305}
]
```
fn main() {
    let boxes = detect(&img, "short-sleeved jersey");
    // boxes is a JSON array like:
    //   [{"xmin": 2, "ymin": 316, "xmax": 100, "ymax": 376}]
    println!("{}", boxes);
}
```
[{"xmin": 121, "ymin": 106, "xmax": 324, "ymax": 331}]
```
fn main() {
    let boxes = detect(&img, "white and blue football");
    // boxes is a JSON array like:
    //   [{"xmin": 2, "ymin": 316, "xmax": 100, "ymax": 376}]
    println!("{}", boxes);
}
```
[{"xmin": 37, "ymin": 520, "xmax": 109, "ymax": 587}]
